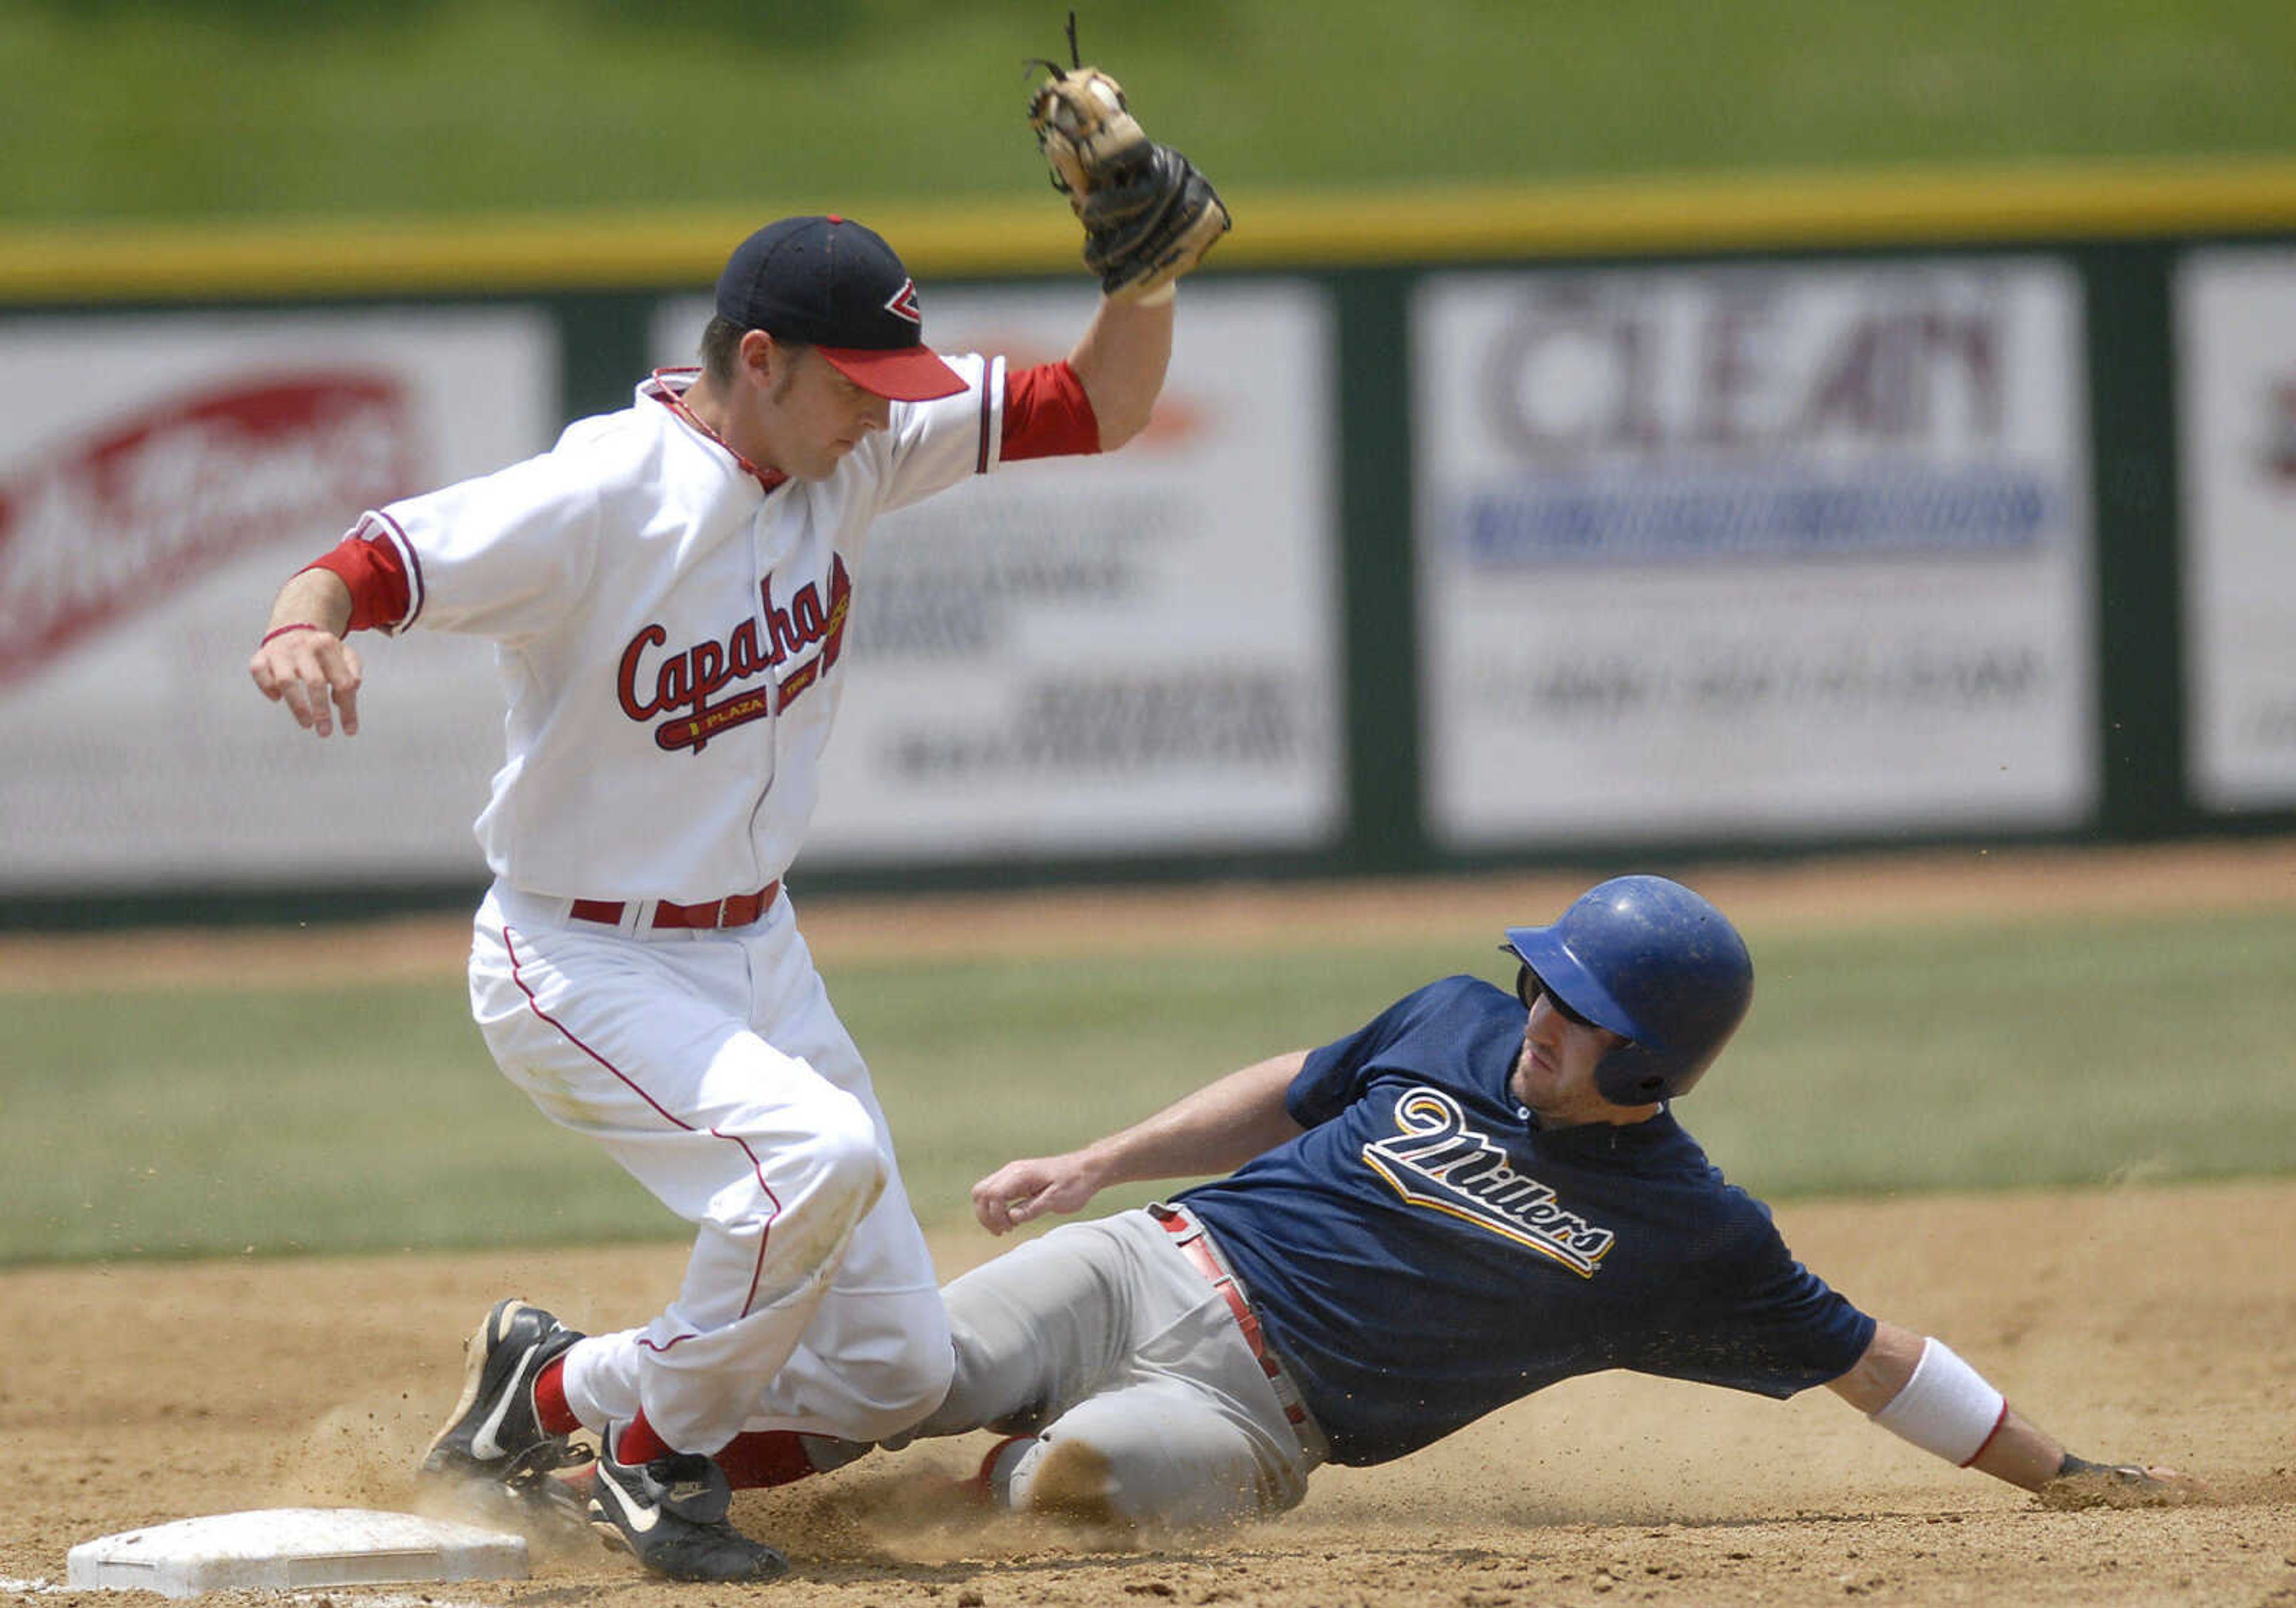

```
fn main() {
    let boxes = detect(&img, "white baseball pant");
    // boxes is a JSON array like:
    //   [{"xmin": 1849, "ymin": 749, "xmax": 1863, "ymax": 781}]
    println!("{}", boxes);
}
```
[
  {"xmin": 467, "ymin": 882, "xmax": 951, "ymax": 1454},
  {"xmin": 913, "ymin": 1207, "xmax": 1326, "ymax": 1528}
]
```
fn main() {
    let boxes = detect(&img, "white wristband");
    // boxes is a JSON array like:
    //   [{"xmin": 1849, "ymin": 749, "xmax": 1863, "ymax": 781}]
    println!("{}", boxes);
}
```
[{"xmin": 1868, "ymin": 1338, "xmax": 2008, "ymax": 1466}]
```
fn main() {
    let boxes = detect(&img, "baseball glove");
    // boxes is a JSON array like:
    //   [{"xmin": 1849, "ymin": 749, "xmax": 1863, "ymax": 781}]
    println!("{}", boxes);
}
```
[{"xmin": 1027, "ymin": 51, "xmax": 1230, "ymax": 304}]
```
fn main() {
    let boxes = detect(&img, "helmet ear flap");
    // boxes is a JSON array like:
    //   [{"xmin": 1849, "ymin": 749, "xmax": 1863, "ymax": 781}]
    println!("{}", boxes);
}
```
[{"xmin": 1594, "ymin": 1042, "xmax": 1700, "ymax": 1107}]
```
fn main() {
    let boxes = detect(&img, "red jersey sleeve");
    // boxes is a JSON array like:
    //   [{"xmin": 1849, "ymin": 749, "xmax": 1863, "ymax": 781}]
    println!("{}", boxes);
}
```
[
  {"xmin": 1000, "ymin": 360, "xmax": 1101, "ymax": 461},
  {"xmin": 303, "ymin": 526, "xmax": 411, "ymax": 633}
]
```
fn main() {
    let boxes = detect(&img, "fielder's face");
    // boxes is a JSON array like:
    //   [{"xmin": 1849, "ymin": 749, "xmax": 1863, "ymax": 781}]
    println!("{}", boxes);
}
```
[
  {"xmin": 753, "ymin": 344, "xmax": 895, "ymax": 480},
  {"xmin": 1509, "ymin": 984, "xmax": 1636, "ymax": 1127}
]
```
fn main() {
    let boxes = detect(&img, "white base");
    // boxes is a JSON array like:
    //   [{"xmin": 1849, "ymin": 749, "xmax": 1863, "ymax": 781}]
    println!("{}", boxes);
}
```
[{"xmin": 66, "ymin": 1509, "xmax": 527, "ymax": 1598}]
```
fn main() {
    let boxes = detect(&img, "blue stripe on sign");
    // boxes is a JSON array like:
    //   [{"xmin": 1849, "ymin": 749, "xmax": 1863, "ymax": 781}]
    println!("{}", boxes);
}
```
[{"xmin": 1460, "ymin": 462, "xmax": 2055, "ymax": 567}]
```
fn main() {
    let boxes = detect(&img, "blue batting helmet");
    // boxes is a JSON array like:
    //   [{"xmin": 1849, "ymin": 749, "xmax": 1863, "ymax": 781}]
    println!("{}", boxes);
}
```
[{"xmin": 1504, "ymin": 875, "xmax": 1754, "ymax": 1105}]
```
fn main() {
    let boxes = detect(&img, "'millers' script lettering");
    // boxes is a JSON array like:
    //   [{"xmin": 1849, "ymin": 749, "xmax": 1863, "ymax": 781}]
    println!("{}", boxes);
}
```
[{"xmin": 1361, "ymin": 1086, "xmax": 1616, "ymax": 1276}]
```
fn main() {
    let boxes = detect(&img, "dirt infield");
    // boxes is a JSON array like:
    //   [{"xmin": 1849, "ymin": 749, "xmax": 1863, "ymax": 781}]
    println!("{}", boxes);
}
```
[
  {"xmin": 6, "ymin": 841, "xmax": 2294, "ymax": 1607},
  {"xmin": 6, "ymin": 1184, "xmax": 2292, "ymax": 1608}
]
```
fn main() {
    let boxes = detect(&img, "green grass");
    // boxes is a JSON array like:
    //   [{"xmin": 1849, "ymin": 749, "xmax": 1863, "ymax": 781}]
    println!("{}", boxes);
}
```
[
  {"xmin": 0, "ymin": 0, "xmax": 2291, "ymax": 224},
  {"xmin": 2, "ymin": 905, "xmax": 2290, "ymax": 1264},
  {"xmin": 1684, "ymin": 908, "xmax": 2296, "ymax": 1193},
  {"xmin": 0, "ymin": 983, "xmax": 664, "ymax": 1261}
]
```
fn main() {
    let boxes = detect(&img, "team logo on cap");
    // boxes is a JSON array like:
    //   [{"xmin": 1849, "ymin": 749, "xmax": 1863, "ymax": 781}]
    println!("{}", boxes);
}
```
[{"xmin": 884, "ymin": 279, "xmax": 923, "ymax": 325}]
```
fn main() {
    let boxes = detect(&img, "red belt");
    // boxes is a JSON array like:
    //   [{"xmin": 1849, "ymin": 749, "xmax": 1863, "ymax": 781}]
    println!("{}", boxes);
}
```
[
  {"xmin": 569, "ymin": 881, "xmax": 780, "ymax": 931},
  {"xmin": 1152, "ymin": 1203, "xmax": 1309, "ymax": 1429}
]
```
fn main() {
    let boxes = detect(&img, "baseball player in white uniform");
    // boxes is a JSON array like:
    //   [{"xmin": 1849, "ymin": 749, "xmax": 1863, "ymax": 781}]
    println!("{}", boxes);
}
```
[{"xmin": 246, "ymin": 124, "xmax": 1226, "ymax": 1581}]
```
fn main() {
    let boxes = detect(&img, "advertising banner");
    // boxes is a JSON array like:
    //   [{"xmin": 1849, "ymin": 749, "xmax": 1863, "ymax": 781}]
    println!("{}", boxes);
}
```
[
  {"xmin": 1413, "ymin": 260, "xmax": 2095, "ymax": 848},
  {"xmin": 2175, "ymin": 248, "xmax": 2296, "ymax": 811},
  {"xmin": 0, "ymin": 309, "xmax": 558, "ymax": 891},
  {"xmin": 651, "ymin": 282, "xmax": 1343, "ymax": 862}
]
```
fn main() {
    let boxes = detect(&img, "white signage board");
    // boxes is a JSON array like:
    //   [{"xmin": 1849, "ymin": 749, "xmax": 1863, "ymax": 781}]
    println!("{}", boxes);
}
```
[
  {"xmin": 2175, "ymin": 248, "xmax": 2296, "ymax": 811},
  {"xmin": 652, "ymin": 281, "xmax": 1343, "ymax": 861},
  {"xmin": 1412, "ymin": 259, "xmax": 2096, "ymax": 848},
  {"xmin": 0, "ymin": 309, "xmax": 558, "ymax": 892}
]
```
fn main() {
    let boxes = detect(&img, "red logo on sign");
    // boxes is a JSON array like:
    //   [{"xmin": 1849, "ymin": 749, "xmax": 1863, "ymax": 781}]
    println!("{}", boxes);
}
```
[
  {"xmin": 0, "ymin": 374, "xmax": 417, "ymax": 686},
  {"xmin": 884, "ymin": 279, "xmax": 923, "ymax": 326}
]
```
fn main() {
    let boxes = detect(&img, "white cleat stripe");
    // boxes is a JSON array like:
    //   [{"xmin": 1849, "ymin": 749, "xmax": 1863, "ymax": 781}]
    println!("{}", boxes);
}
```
[
  {"xmin": 597, "ymin": 1465, "xmax": 663, "ymax": 1534},
  {"xmin": 468, "ymin": 1343, "xmax": 538, "ymax": 1463}
]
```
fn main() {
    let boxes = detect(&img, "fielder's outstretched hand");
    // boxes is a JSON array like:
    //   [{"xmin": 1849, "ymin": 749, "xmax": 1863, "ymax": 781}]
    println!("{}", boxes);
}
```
[{"xmin": 249, "ymin": 623, "xmax": 362, "ymax": 738}]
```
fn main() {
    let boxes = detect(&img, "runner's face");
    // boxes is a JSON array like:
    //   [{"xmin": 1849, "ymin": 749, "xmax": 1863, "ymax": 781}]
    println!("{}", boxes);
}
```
[{"xmin": 1509, "ymin": 980, "xmax": 1638, "ymax": 1126}]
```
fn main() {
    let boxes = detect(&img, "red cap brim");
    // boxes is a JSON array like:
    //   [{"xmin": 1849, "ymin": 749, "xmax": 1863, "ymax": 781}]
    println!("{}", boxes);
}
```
[{"xmin": 817, "ymin": 343, "xmax": 967, "ymax": 401}]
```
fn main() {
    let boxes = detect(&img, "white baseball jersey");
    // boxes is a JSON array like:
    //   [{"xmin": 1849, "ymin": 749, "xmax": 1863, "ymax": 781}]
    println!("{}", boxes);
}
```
[{"xmin": 352, "ymin": 359, "xmax": 1007, "ymax": 903}]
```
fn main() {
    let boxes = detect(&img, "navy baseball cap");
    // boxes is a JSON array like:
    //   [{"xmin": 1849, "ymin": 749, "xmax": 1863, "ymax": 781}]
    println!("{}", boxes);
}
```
[{"xmin": 714, "ymin": 215, "xmax": 965, "ymax": 401}]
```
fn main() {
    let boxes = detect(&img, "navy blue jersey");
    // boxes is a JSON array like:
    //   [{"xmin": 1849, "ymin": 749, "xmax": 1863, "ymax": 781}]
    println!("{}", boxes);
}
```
[{"xmin": 1176, "ymin": 975, "xmax": 1875, "ymax": 1467}]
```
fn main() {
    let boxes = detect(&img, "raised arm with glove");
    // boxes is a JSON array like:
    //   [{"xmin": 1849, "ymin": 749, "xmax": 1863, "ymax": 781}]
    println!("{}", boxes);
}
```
[{"xmin": 1027, "ymin": 23, "xmax": 1231, "ymax": 306}]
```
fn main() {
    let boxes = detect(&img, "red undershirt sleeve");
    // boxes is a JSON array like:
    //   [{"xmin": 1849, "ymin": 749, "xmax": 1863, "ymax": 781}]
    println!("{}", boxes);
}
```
[
  {"xmin": 1000, "ymin": 359, "xmax": 1102, "ymax": 461},
  {"xmin": 304, "ymin": 367, "xmax": 1092, "ymax": 631},
  {"xmin": 302, "ymin": 531, "xmax": 410, "ymax": 633}
]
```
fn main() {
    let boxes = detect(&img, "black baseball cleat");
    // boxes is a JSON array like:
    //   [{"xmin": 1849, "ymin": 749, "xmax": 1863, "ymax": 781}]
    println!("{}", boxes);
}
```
[
  {"xmin": 588, "ymin": 1440, "xmax": 789, "ymax": 1583},
  {"xmin": 419, "ymin": 1298, "xmax": 586, "ymax": 1488}
]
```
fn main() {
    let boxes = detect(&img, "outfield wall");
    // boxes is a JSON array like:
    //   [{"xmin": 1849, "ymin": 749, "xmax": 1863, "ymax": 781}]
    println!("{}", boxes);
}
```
[{"xmin": 4, "ymin": 161, "xmax": 2294, "ymax": 916}]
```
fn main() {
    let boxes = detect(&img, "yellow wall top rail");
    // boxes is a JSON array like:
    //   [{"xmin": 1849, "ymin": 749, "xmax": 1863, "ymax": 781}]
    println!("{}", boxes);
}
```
[{"xmin": 5, "ymin": 156, "xmax": 2294, "ymax": 305}]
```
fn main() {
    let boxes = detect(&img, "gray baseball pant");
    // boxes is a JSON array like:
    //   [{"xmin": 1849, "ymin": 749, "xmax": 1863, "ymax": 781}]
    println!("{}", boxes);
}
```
[{"xmin": 911, "ymin": 1206, "xmax": 1328, "ymax": 1527}]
